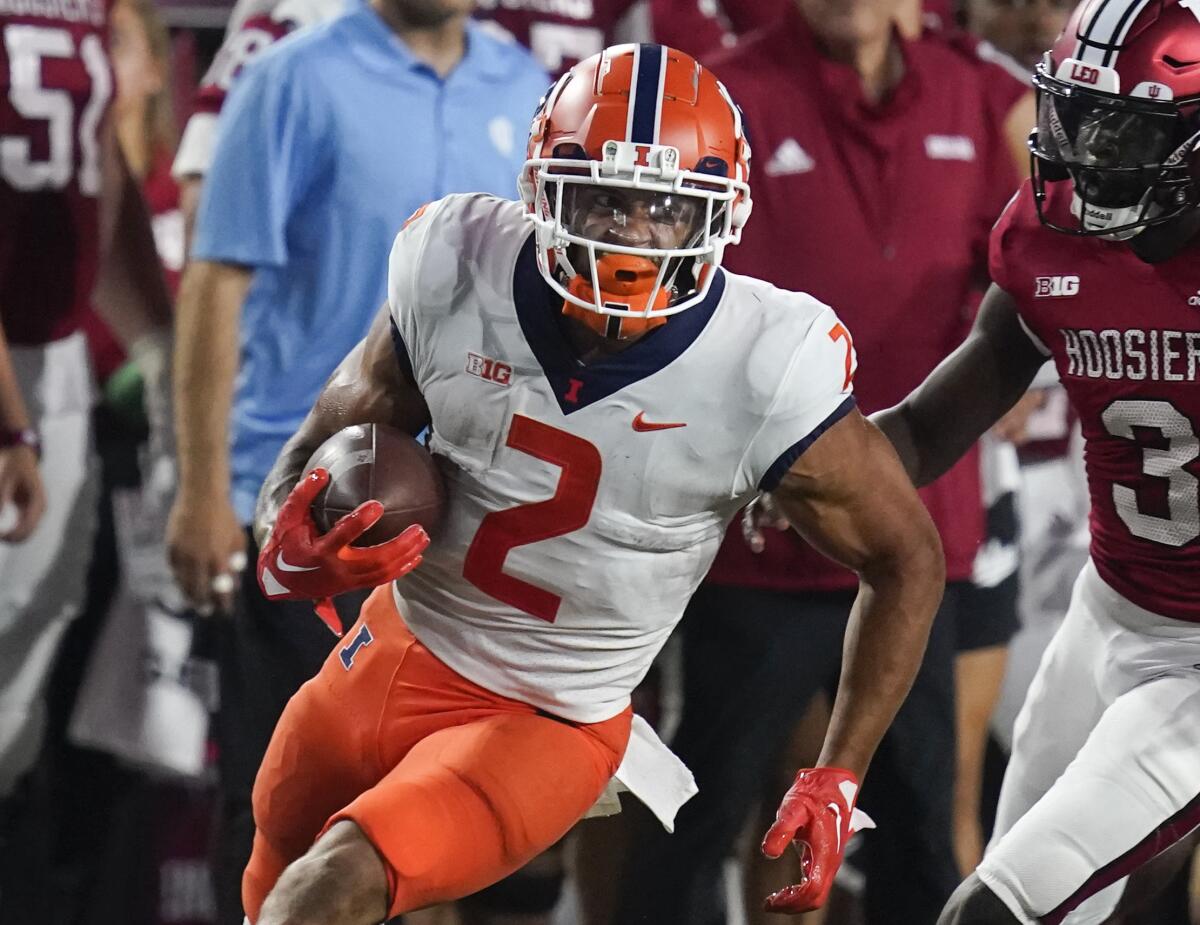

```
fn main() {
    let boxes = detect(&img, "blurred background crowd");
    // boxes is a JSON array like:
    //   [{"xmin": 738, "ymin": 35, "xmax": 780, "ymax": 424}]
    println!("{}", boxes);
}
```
[{"xmin": 0, "ymin": 0, "xmax": 1195, "ymax": 923}]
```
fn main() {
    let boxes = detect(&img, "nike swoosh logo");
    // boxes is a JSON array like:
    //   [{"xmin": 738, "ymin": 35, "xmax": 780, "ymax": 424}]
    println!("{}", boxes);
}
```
[
  {"xmin": 633, "ymin": 412, "xmax": 687, "ymax": 432},
  {"xmin": 276, "ymin": 550, "xmax": 319, "ymax": 573},
  {"xmin": 828, "ymin": 801, "xmax": 843, "ymax": 854}
]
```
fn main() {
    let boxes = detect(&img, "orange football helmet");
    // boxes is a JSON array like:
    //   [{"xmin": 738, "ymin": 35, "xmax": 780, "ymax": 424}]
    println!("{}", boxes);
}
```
[{"xmin": 520, "ymin": 43, "xmax": 752, "ymax": 338}]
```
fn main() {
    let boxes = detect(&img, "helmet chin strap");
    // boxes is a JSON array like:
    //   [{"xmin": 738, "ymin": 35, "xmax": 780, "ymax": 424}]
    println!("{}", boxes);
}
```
[
  {"xmin": 563, "ymin": 253, "xmax": 671, "ymax": 340},
  {"xmin": 1071, "ymin": 191, "xmax": 1157, "ymax": 241}
]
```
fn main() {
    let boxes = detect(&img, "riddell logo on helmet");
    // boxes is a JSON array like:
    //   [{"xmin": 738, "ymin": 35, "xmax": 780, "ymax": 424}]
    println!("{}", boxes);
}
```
[
  {"xmin": 1069, "ymin": 63, "xmax": 1101, "ymax": 85},
  {"xmin": 1035, "ymin": 276, "xmax": 1080, "ymax": 297}
]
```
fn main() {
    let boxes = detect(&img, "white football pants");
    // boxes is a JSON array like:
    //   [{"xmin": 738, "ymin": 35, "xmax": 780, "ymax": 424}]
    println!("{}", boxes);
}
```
[
  {"xmin": 977, "ymin": 560, "xmax": 1200, "ymax": 925},
  {"xmin": 0, "ymin": 332, "xmax": 97, "ymax": 797}
]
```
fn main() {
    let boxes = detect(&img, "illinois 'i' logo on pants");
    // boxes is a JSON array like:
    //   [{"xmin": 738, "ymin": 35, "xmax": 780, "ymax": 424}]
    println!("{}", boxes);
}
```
[{"xmin": 340, "ymin": 624, "xmax": 374, "ymax": 670}]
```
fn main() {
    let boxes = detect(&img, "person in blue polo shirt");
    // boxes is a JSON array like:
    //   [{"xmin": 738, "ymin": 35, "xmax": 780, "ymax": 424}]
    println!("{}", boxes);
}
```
[{"xmin": 165, "ymin": 3, "xmax": 547, "ymax": 919}]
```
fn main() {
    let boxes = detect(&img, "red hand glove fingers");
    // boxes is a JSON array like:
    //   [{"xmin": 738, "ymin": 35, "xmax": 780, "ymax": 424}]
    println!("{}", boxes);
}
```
[
  {"xmin": 764, "ymin": 882, "xmax": 816, "ymax": 914},
  {"xmin": 277, "ymin": 468, "xmax": 331, "ymax": 528},
  {"xmin": 339, "ymin": 523, "xmax": 430, "ymax": 564},
  {"xmin": 316, "ymin": 499, "xmax": 386, "ymax": 552},
  {"xmin": 762, "ymin": 799, "xmax": 813, "ymax": 859}
]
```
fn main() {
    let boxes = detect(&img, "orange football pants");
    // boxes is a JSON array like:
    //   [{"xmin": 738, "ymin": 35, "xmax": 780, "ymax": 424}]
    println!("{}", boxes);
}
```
[{"xmin": 242, "ymin": 585, "xmax": 631, "ymax": 922}]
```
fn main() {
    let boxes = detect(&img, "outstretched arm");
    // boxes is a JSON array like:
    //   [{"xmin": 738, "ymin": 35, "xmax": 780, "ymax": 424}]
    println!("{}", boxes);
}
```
[
  {"xmin": 254, "ymin": 303, "xmax": 430, "ymax": 547},
  {"xmin": 760, "ymin": 407, "xmax": 945, "ymax": 913},
  {"xmin": 872, "ymin": 283, "xmax": 1048, "ymax": 487}
]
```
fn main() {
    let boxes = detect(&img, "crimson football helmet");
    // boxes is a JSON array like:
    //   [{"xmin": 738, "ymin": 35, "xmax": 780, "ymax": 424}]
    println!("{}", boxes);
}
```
[
  {"xmin": 520, "ymin": 44, "xmax": 752, "ymax": 339},
  {"xmin": 1030, "ymin": 0, "xmax": 1200, "ymax": 239}
]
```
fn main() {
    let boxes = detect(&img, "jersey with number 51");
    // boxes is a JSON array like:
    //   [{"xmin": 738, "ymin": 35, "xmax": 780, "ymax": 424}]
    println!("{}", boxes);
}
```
[
  {"xmin": 1, "ymin": 0, "xmax": 112, "ymax": 345},
  {"xmin": 388, "ymin": 193, "xmax": 858, "ymax": 723},
  {"xmin": 991, "ymin": 181, "xmax": 1200, "ymax": 623}
]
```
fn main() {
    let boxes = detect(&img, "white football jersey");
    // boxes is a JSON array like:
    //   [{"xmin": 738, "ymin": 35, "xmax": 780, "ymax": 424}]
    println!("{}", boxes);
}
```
[{"xmin": 389, "ymin": 194, "xmax": 857, "ymax": 723}]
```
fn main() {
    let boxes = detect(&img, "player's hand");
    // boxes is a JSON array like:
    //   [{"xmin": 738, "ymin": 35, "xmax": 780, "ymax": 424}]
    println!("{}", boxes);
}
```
[
  {"xmin": 761, "ymin": 767, "xmax": 874, "ymax": 914},
  {"xmin": 167, "ymin": 486, "xmax": 247, "ymax": 615},
  {"xmin": 741, "ymin": 492, "xmax": 790, "ymax": 553},
  {"xmin": 0, "ymin": 444, "xmax": 45, "ymax": 543},
  {"xmin": 256, "ymin": 469, "xmax": 429, "ymax": 635}
]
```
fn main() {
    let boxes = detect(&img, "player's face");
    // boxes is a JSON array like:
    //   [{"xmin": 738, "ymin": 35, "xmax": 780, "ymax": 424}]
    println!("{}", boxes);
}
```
[
  {"xmin": 110, "ymin": 1, "xmax": 164, "ymax": 118},
  {"xmin": 966, "ymin": 0, "xmax": 1073, "ymax": 70},
  {"xmin": 795, "ymin": 0, "xmax": 907, "ymax": 48},
  {"xmin": 564, "ymin": 186, "xmax": 705, "ymax": 252},
  {"xmin": 1037, "ymin": 92, "xmax": 1178, "ymax": 208}
]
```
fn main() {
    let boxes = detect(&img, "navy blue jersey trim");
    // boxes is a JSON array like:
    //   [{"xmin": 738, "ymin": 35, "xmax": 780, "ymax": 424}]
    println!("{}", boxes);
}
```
[
  {"xmin": 758, "ymin": 396, "xmax": 857, "ymax": 491},
  {"xmin": 629, "ymin": 44, "xmax": 663, "ymax": 144},
  {"xmin": 389, "ymin": 316, "xmax": 416, "ymax": 385},
  {"xmin": 511, "ymin": 234, "xmax": 725, "ymax": 414}
]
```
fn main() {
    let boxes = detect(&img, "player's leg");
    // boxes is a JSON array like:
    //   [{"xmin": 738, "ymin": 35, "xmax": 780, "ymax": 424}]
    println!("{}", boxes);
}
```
[
  {"xmin": 0, "ymin": 334, "xmax": 97, "ymax": 797},
  {"xmin": 937, "ymin": 874, "xmax": 1022, "ymax": 924},
  {"xmin": 258, "ymin": 702, "xmax": 630, "ymax": 923},
  {"xmin": 240, "ymin": 586, "xmax": 412, "ymax": 920},
  {"xmin": 987, "ymin": 565, "xmax": 1110, "ymax": 847},
  {"xmin": 214, "ymin": 531, "xmax": 363, "ymax": 925},
  {"xmin": 953, "ymin": 569, "xmax": 1020, "ymax": 874},
  {"xmin": 974, "ymin": 671, "xmax": 1200, "ymax": 925}
]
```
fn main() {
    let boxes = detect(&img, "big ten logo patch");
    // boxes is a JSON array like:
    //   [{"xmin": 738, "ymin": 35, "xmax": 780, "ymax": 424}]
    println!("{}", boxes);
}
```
[
  {"xmin": 1035, "ymin": 275, "xmax": 1080, "ymax": 298},
  {"xmin": 466, "ymin": 352, "xmax": 513, "ymax": 386},
  {"xmin": 339, "ymin": 624, "xmax": 374, "ymax": 670}
]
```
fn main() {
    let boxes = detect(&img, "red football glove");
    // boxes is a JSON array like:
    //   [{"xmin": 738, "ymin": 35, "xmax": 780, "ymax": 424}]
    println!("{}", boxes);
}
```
[
  {"xmin": 257, "ymin": 468, "xmax": 429, "ymax": 635},
  {"xmin": 760, "ymin": 767, "xmax": 875, "ymax": 914}
]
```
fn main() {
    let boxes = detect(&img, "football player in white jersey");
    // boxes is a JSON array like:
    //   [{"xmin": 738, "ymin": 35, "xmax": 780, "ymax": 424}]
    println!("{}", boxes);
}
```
[{"xmin": 244, "ymin": 44, "xmax": 946, "ymax": 925}]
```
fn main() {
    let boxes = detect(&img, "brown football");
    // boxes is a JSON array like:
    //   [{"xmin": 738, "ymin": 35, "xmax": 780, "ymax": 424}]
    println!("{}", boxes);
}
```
[{"xmin": 306, "ymin": 423, "xmax": 445, "ymax": 547}]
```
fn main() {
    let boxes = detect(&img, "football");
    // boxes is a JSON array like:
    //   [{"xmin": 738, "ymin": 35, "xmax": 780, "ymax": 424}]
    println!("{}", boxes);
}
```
[{"xmin": 305, "ymin": 423, "xmax": 445, "ymax": 547}]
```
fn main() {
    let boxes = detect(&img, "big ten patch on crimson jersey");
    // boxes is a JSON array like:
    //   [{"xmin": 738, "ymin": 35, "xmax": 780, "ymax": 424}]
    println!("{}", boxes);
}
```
[
  {"xmin": 1, "ymin": 0, "xmax": 112, "ymax": 345},
  {"xmin": 991, "ymin": 180, "xmax": 1200, "ymax": 623},
  {"xmin": 387, "ymin": 193, "xmax": 857, "ymax": 723},
  {"xmin": 171, "ymin": 0, "xmax": 343, "ymax": 178}
]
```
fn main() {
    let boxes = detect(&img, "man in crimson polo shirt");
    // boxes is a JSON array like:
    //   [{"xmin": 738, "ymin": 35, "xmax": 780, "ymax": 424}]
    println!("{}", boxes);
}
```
[{"xmin": 617, "ymin": 1, "xmax": 1025, "ymax": 922}]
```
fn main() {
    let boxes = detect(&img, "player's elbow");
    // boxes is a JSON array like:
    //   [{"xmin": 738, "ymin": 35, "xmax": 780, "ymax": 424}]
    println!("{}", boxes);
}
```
[{"xmin": 865, "ymin": 513, "xmax": 945, "ymax": 597}]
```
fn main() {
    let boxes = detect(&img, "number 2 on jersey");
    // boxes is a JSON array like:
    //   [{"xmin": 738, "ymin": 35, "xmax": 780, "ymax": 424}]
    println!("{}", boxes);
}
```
[
  {"xmin": 1102, "ymin": 398, "xmax": 1199, "ymax": 547},
  {"xmin": 463, "ymin": 415, "xmax": 602, "ymax": 622}
]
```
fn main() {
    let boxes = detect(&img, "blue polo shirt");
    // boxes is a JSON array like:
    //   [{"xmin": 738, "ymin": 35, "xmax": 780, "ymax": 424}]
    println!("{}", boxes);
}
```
[{"xmin": 193, "ymin": 2, "xmax": 548, "ymax": 523}]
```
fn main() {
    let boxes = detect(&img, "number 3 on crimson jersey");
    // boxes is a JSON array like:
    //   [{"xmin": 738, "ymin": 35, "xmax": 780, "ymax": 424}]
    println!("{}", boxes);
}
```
[{"xmin": 463, "ymin": 415, "xmax": 602, "ymax": 622}]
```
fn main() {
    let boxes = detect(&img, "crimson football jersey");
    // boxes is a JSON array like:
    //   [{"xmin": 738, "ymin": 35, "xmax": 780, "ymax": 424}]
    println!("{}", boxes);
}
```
[
  {"xmin": 992, "ymin": 180, "xmax": 1200, "ymax": 623},
  {"xmin": 706, "ymin": 9, "xmax": 1023, "ymax": 591},
  {"xmin": 1, "ymin": 0, "xmax": 113, "ymax": 345}
]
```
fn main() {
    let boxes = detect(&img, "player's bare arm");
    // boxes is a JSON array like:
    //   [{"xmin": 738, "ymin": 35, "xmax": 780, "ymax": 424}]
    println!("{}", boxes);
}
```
[
  {"xmin": 760, "ymin": 407, "xmax": 945, "ymax": 913},
  {"xmin": 774, "ymin": 408, "xmax": 945, "ymax": 781},
  {"xmin": 254, "ymin": 303, "xmax": 431, "ymax": 549},
  {"xmin": 167, "ymin": 259, "xmax": 253, "ymax": 611},
  {"xmin": 872, "ymin": 282, "xmax": 1048, "ymax": 488}
]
